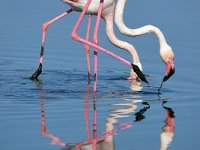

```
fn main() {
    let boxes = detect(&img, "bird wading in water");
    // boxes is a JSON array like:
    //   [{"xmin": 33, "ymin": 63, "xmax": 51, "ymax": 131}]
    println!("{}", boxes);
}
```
[{"xmin": 31, "ymin": 0, "xmax": 175, "ymax": 91}]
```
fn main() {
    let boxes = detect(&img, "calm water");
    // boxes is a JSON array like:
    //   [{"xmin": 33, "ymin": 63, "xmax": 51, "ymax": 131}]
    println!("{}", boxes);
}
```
[{"xmin": 1, "ymin": 0, "xmax": 200, "ymax": 150}]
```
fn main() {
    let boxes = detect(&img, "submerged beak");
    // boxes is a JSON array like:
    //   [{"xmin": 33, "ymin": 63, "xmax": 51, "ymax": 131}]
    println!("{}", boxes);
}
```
[
  {"xmin": 163, "ymin": 59, "xmax": 175, "ymax": 82},
  {"xmin": 131, "ymin": 64, "xmax": 148, "ymax": 84}
]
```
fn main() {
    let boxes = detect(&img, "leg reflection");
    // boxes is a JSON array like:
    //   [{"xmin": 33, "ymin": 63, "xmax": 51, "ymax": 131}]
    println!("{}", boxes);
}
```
[
  {"xmin": 36, "ymin": 80, "xmax": 157, "ymax": 150},
  {"xmin": 65, "ymin": 83, "xmax": 115, "ymax": 150},
  {"xmin": 37, "ymin": 81, "xmax": 116, "ymax": 150},
  {"xmin": 38, "ymin": 81, "xmax": 67, "ymax": 147}
]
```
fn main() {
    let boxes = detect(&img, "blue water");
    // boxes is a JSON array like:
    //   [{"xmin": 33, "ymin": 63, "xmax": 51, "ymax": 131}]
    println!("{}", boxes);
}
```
[{"xmin": 1, "ymin": 0, "xmax": 200, "ymax": 150}]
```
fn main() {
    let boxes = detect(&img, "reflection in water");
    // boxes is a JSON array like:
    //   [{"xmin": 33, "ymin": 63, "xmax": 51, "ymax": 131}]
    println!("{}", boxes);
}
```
[
  {"xmin": 160, "ymin": 102, "xmax": 175, "ymax": 150},
  {"xmin": 130, "ymin": 80, "xmax": 175, "ymax": 150},
  {"xmin": 129, "ymin": 79, "xmax": 142, "ymax": 91},
  {"xmin": 38, "ymin": 81, "xmax": 67, "ymax": 147},
  {"xmin": 41, "ymin": 100, "xmax": 67, "ymax": 147},
  {"xmin": 34, "ymin": 79, "xmax": 175, "ymax": 150},
  {"xmin": 37, "ymin": 82, "xmax": 116, "ymax": 150},
  {"xmin": 134, "ymin": 102, "xmax": 150, "ymax": 122}
]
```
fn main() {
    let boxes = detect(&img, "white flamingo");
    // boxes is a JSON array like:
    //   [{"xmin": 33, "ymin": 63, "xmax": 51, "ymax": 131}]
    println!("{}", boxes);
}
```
[
  {"xmin": 115, "ymin": 0, "xmax": 175, "ymax": 82},
  {"xmin": 31, "ymin": 0, "xmax": 174, "ymax": 91},
  {"xmin": 31, "ymin": 0, "xmax": 148, "ymax": 91}
]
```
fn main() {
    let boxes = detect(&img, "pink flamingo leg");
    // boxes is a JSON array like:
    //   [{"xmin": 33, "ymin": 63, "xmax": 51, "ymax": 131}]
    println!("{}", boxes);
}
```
[
  {"xmin": 85, "ymin": 15, "xmax": 92, "ymax": 81},
  {"xmin": 70, "ymin": 1, "xmax": 146, "ymax": 71},
  {"xmin": 71, "ymin": 0, "xmax": 132, "ymax": 66},
  {"xmin": 92, "ymin": 0, "xmax": 104, "ymax": 93},
  {"xmin": 31, "ymin": 9, "xmax": 73, "ymax": 80},
  {"xmin": 70, "ymin": 1, "xmax": 148, "ymax": 84}
]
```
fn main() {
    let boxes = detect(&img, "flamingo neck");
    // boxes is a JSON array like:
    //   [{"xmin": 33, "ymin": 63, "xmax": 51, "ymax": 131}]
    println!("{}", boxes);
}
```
[
  {"xmin": 115, "ymin": 0, "xmax": 168, "ymax": 48},
  {"xmin": 104, "ymin": 13, "xmax": 141, "ymax": 65}
]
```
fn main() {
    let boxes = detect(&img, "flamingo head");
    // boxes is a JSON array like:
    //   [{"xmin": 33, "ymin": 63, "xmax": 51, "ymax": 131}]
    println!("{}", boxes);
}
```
[
  {"xmin": 160, "ymin": 44, "xmax": 175, "ymax": 82},
  {"xmin": 130, "ymin": 63, "xmax": 148, "ymax": 84}
]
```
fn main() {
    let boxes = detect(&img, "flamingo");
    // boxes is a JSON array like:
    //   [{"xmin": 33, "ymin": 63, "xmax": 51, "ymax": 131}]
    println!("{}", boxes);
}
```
[
  {"xmin": 31, "ymin": 0, "xmax": 174, "ymax": 91},
  {"xmin": 30, "ymin": 0, "xmax": 148, "ymax": 90},
  {"xmin": 115, "ymin": 0, "xmax": 175, "ymax": 82}
]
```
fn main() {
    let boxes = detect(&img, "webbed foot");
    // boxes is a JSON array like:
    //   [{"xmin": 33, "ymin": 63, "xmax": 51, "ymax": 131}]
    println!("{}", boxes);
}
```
[{"xmin": 30, "ymin": 63, "xmax": 42, "ymax": 80}]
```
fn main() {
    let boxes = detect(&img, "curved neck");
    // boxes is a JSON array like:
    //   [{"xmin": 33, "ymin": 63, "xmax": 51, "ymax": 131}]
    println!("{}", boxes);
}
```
[
  {"xmin": 115, "ymin": 0, "xmax": 167, "ymax": 47},
  {"xmin": 104, "ymin": 13, "xmax": 140, "ymax": 64}
]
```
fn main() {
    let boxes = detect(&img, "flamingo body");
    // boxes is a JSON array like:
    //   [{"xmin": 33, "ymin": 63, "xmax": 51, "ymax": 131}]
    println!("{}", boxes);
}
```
[
  {"xmin": 62, "ymin": 0, "xmax": 115, "ymax": 16},
  {"xmin": 115, "ymin": 0, "xmax": 175, "ymax": 82},
  {"xmin": 31, "ymin": 0, "xmax": 174, "ymax": 90}
]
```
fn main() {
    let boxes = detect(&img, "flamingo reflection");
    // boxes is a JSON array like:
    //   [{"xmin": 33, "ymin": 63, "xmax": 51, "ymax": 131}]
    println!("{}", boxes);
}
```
[
  {"xmin": 129, "ymin": 80, "xmax": 175, "ymax": 150},
  {"xmin": 41, "ymin": 99, "xmax": 67, "ymax": 147},
  {"xmin": 38, "ymin": 82, "xmax": 139, "ymax": 150},
  {"xmin": 36, "ymin": 80, "xmax": 175, "ymax": 150},
  {"xmin": 38, "ymin": 82, "xmax": 67, "ymax": 147},
  {"xmin": 134, "ymin": 102, "xmax": 150, "ymax": 122},
  {"xmin": 160, "ymin": 102, "xmax": 175, "ymax": 150}
]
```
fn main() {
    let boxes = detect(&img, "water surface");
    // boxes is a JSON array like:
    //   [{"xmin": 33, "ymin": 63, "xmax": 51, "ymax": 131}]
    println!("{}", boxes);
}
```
[{"xmin": 1, "ymin": 0, "xmax": 200, "ymax": 150}]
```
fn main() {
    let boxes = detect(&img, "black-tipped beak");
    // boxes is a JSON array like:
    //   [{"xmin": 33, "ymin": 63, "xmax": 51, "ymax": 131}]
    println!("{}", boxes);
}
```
[
  {"xmin": 163, "ymin": 67, "xmax": 175, "ymax": 82},
  {"xmin": 131, "ymin": 63, "xmax": 148, "ymax": 84}
]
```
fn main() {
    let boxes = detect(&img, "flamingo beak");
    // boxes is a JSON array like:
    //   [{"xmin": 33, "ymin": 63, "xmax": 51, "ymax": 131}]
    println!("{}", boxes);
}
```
[
  {"xmin": 131, "ymin": 64, "xmax": 149, "ymax": 84},
  {"xmin": 163, "ymin": 59, "xmax": 175, "ymax": 82}
]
